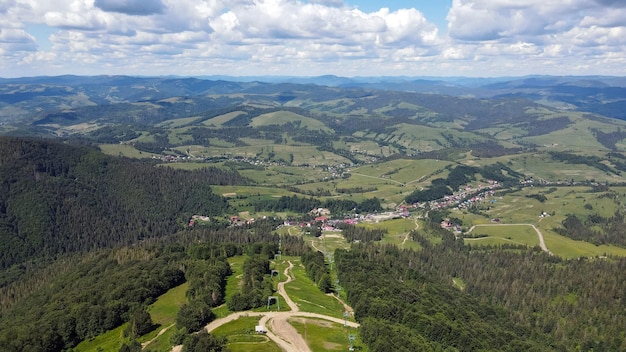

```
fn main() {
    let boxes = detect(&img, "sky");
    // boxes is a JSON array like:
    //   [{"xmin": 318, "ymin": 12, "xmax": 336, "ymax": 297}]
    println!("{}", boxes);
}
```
[{"xmin": 1, "ymin": 0, "xmax": 626, "ymax": 78}]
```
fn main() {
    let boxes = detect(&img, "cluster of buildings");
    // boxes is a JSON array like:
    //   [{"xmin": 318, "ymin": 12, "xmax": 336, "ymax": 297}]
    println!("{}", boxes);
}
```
[
  {"xmin": 425, "ymin": 180, "xmax": 501, "ymax": 210},
  {"xmin": 279, "ymin": 207, "xmax": 410, "ymax": 232}
]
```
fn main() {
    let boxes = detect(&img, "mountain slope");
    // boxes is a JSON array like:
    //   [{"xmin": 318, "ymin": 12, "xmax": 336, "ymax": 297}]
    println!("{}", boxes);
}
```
[{"xmin": 0, "ymin": 137, "xmax": 246, "ymax": 270}]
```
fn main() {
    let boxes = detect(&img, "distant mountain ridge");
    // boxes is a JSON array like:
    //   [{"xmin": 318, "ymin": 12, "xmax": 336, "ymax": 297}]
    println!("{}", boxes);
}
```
[{"xmin": 2, "ymin": 74, "xmax": 626, "ymax": 123}]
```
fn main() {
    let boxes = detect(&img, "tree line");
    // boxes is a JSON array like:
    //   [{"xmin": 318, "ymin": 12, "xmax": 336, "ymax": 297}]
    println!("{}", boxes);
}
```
[
  {"xmin": 301, "ymin": 249, "xmax": 332, "ymax": 293},
  {"xmin": 0, "ymin": 137, "xmax": 250, "ymax": 272},
  {"xmin": 253, "ymin": 195, "xmax": 382, "ymax": 215},
  {"xmin": 342, "ymin": 220, "xmax": 626, "ymax": 351},
  {"xmin": 338, "ymin": 223, "xmax": 386, "ymax": 243}
]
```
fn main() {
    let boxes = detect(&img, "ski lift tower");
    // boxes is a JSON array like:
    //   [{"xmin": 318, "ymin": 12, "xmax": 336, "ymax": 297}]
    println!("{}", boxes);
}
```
[{"xmin": 347, "ymin": 334, "xmax": 356, "ymax": 351}]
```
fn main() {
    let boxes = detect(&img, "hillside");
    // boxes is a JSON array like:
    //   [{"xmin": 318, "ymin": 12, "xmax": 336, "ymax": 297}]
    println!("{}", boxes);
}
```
[
  {"xmin": 1, "ymin": 76, "xmax": 626, "ymax": 352},
  {"xmin": 3, "ymin": 76, "xmax": 626, "ymax": 162},
  {"xmin": 0, "ymin": 137, "xmax": 247, "ymax": 272}
]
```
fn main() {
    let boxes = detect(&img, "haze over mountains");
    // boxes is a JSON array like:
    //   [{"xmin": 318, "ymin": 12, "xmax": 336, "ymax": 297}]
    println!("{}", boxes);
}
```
[{"xmin": 2, "ymin": 75, "xmax": 626, "ymax": 125}]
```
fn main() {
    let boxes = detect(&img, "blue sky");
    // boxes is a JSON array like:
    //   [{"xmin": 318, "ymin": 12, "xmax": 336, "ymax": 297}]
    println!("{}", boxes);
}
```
[
  {"xmin": 1, "ymin": 0, "xmax": 625, "ymax": 78},
  {"xmin": 352, "ymin": 0, "xmax": 451, "ymax": 29}
]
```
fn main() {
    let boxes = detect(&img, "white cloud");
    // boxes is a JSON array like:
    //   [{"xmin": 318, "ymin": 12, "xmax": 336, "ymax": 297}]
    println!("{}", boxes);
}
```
[
  {"xmin": 94, "ymin": 0, "xmax": 165, "ymax": 16},
  {"xmin": 0, "ymin": 0, "xmax": 625, "ymax": 77}
]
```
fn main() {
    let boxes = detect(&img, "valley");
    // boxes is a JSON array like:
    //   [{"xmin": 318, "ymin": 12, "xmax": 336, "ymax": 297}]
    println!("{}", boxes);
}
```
[{"xmin": 0, "ymin": 76, "xmax": 626, "ymax": 351}]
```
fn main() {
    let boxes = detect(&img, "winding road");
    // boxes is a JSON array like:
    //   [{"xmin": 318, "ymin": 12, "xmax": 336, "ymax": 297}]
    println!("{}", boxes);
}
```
[
  {"xmin": 466, "ymin": 223, "xmax": 553, "ymax": 255},
  {"xmin": 172, "ymin": 260, "xmax": 359, "ymax": 352}
]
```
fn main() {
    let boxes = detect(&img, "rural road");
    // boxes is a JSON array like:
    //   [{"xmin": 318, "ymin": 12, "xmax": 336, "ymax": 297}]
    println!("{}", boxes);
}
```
[
  {"xmin": 172, "ymin": 260, "xmax": 359, "ymax": 352},
  {"xmin": 466, "ymin": 223, "xmax": 553, "ymax": 255}
]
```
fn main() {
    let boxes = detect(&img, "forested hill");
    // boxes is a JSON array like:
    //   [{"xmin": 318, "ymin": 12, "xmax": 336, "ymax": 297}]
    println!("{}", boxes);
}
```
[{"xmin": 0, "ymin": 137, "xmax": 246, "ymax": 270}]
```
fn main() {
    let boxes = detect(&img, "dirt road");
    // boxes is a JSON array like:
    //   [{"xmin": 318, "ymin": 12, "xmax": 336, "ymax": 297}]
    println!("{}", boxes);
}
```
[
  {"xmin": 467, "ymin": 223, "xmax": 553, "ymax": 255},
  {"xmin": 172, "ymin": 260, "xmax": 359, "ymax": 352}
]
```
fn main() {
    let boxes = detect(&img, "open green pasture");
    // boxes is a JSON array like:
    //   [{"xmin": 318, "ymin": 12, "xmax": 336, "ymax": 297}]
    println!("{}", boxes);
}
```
[
  {"xmin": 251, "ymin": 111, "xmax": 333, "ymax": 132},
  {"xmin": 211, "ymin": 185, "xmax": 298, "ymax": 215},
  {"xmin": 450, "ymin": 185, "xmax": 626, "ymax": 258},
  {"xmin": 239, "ymin": 165, "xmax": 328, "ymax": 186},
  {"xmin": 488, "ymin": 151, "xmax": 625, "ymax": 182},
  {"xmin": 291, "ymin": 178, "xmax": 407, "ymax": 204},
  {"xmin": 465, "ymin": 224, "xmax": 540, "ymax": 247},
  {"xmin": 167, "ymin": 127, "xmax": 195, "ymax": 145},
  {"xmin": 523, "ymin": 112, "xmax": 619, "ymax": 152},
  {"xmin": 351, "ymin": 159, "xmax": 452, "ymax": 185},
  {"xmin": 203, "ymin": 111, "xmax": 246, "ymax": 127},
  {"xmin": 289, "ymin": 318, "xmax": 366, "ymax": 352},
  {"xmin": 99, "ymin": 143, "xmax": 159, "ymax": 159},
  {"xmin": 541, "ymin": 231, "xmax": 626, "ymax": 258},
  {"xmin": 212, "ymin": 316, "xmax": 282, "ymax": 352},
  {"xmin": 156, "ymin": 161, "xmax": 219, "ymax": 171},
  {"xmin": 213, "ymin": 185, "xmax": 293, "ymax": 198},
  {"xmin": 156, "ymin": 115, "xmax": 199, "ymax": 128},
  {"xmin": 480, "ymin": 186, "xmax": 619, "ymax": 225},
  {"xmin": 360, "ymin": 217, "xmax": 421, "ymax": 250}
]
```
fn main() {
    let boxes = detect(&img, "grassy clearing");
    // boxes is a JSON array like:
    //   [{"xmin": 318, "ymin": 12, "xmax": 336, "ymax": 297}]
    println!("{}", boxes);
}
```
[
  {"xmin": 148, "ymin": 282, "xmax": 189, "ymax": 326},
  {"xmin": 98, "ymin": 143, "xmax": 158, "ymax": 159},
  {"xmin": 492, "ymin": 151, "xmax": 624, "ymax": 183},
  {"xmin": 221, "ymin": 256, "xmax": 247, "ymax": 314},
  {"xmin": 452, "ymin": 277, "xmax": 466, "ymax": 291},
  {"xmin": 156, "ymin": 116, "xmax": 198, "ymax": 128},
  {"xmin": 360, "ymin": 217, "xmax": 421, "ymax": 250},
  {"xmin": 289, "ymin": 318, "xmax": 367, "ymax": 352},
  {"xmin": 465, "ymin": 225, "xmax": 540, "ymax": 247},
  {"xmin": 211, "ymin": 316, "xmax": 282, "ymax": 352},
  {"xmin": 282, "ymin": 258, "xmax": 346, "ymax": 318},
  {"xmin": 250, "ymin": 111, "xmax": 332, "ymax": 133},
  {"xmin": 157, "ymin": 162, "xmax": 215, "ymax": 171},
  {"xmin": 203, "ymin": 111, "xmax": 246, "ymax": 127},
  {"xmin": 351, "ymin": 159, "xmax": 451, "ymax": 184},
  {"xmin": 76, "ymin": 282, "xmax": 189, "ymax": 352},
  {"xmin": 542, "ymin": 231, "xmax": 626, "ymax": 258},
  {"xmin": 239, "ymin": 163, "xmax": 329, "ymax": 185},
  {"xmin": 310, "ymin": 233, "xmax": 350, "ymax": 257},
  {"xmin": 449, "ymin": 185, "xmax": 626, "ymax": 258},
  {"xmin": 74, "ymin": 324, "xmax": 126, "ymax": 352}
]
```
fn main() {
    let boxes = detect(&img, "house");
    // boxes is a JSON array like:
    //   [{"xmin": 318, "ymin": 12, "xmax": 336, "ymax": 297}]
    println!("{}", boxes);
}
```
[{"xmin": 315, "ymin": 216, "xmax": 328, "ymax": 223}]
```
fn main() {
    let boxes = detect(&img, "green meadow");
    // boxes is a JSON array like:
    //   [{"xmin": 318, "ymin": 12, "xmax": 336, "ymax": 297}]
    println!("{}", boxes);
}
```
[
  {"xmin": 250, "ymin": 111, "xmax": 333, "ymax": 133},
  {"xmin": 211, "ymin": 316, "xmax": 281, "ymax": 352},
  {"xmin": 99, "ymin": 143, "xmax": 160, "ymax": 159},
  {"xmin": 289, "ymin": 318, "xmax": 366, "ymax": 352},
  {"xmin": 282, "ymin": 258, "xmax": 346, "ymax": 319}
]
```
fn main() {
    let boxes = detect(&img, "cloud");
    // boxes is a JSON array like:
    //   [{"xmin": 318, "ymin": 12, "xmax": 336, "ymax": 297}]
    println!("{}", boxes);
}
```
[
  {"xmin": 0, "ymin": 27, "xmax": 37, "ymax": 53},
  {"xmin": 595, "ymin": 0, "xmax": 626, "ymax": 8},
  {"xmin": 94, "ymin": 0, "xmax": 165, "ymax": 16},
  {"xmin": 0, "ymin": 0, "xmax": 16, "ymax": 13},
  {"xmin": 44, "ymin": 11, "xmax": 108, "ymax": 30},
  {"xmin": 1, "ymin": 0, "xmax": 626, "ymax": 77},
  {"xmin": 308, "ymin": 0, "xmax": 344, "ymax": 7}
]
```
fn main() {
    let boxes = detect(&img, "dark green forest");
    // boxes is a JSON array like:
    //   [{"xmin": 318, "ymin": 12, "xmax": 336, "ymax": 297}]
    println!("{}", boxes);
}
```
[
  {"xmin": 336, "ymin": 224, "xmax": 626, "ymax": 352},
  {"xmin": 0, "ymin": 137, "xmax": 250, "ymax": 270},
  {"xmin": 0, "ymin": 225, "xmax": 299, "ymax": 351}
]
